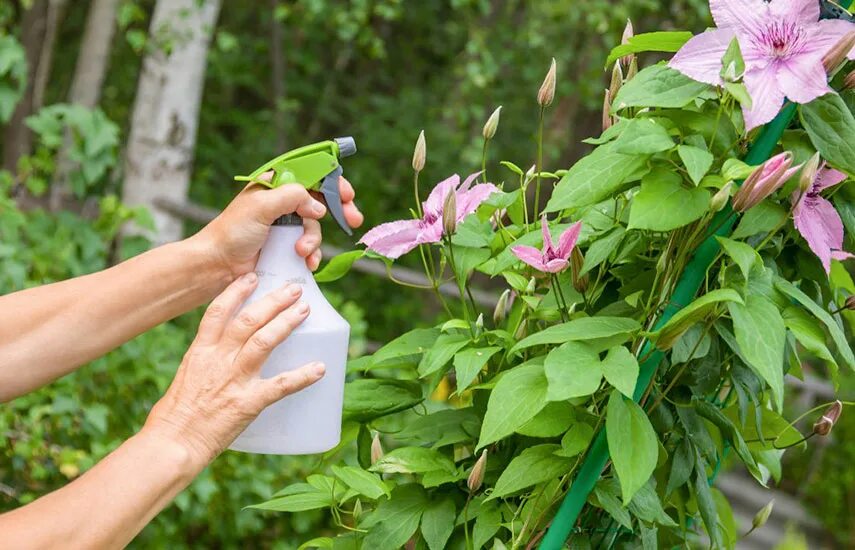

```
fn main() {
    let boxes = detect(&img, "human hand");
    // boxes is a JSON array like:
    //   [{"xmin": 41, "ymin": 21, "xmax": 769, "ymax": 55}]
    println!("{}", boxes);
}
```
[
  {"xmin": 195, "ymin": 175, "xmax": 363, "ymax": 279},
  {"xmin": 144, "ymin": 273, "xmax": 325, "ymax": 466}
]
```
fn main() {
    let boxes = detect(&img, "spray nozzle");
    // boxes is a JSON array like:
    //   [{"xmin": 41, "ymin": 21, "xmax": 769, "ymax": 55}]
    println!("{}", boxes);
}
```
[{"xmin": 234, "ymin": 136, "xmax": 357, "ymax": 235}]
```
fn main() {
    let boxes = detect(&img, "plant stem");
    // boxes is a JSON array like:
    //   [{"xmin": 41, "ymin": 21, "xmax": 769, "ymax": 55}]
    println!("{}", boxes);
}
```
[
  {"xmin": 551, "ymin": 274, "xmax": 569, "ymax": 322},
  {"xmin": 481, "ymin": 139, "xmax": 489, "ymax": 183},
  {"xmin": 413, "ymin": 171, "xmax": 423, "ymax": 218},
  {"xmin": 534, "ymin": 106, "xmax": 545, "ymax": 222},
  {"xmin": 444, "ymin": 238, "xmax": 471, "ymax": 324}
]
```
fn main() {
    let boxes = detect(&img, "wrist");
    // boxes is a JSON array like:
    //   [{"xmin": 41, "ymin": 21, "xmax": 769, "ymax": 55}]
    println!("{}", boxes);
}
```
[
  {"xmin": 179, "ymin": 233, "xmax": 234, "ymax": 298},
  {"xmin": 136, "ymin": 424, "xmax": 207, "ymax": 482}
]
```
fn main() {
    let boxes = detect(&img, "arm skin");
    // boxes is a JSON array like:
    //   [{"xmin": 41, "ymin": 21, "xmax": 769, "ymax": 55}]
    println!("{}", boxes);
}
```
[
  {"xmin": 0, "ymin": 177, "xmax": 362, "ymax": 402},
  {"xmin": 1, "ymin": 274, "xmax": 326, "ymax": 549}
]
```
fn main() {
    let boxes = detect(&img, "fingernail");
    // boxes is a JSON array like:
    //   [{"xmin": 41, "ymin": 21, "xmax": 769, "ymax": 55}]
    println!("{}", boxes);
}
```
[
  {"xmin": 311, "ymin": 362, "xmax": 326, "ymax": 377},
  {"xmin": 312, "ymin": 200, "xmax": 325, "ymax": 215},
  {"xmin": 297, "ymin": 301, "xmax": 310, "ymax": 315},
  {"xmin": 287, "ymin": 284, "xmax": 302, "ymax": 297},
  {"xmin": 243, "ymin": 272, "xmax": 257, "ymax": 283}
]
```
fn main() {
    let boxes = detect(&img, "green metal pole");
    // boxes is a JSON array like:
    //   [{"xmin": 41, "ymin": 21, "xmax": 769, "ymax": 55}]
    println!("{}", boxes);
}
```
[{"xmin": 538, "ymin": 106, "xmax": 797, "ymax": 549}]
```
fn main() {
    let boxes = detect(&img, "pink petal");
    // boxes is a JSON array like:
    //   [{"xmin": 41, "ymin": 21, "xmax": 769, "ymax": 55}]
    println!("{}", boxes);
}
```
[
  {"xmin": 814, "ymin": 166, "xmax": 848, "ymax": 192},
  {"xmin": 556, "ymin": 221, "xmax": 583, "ymax": 260},
  {"xmin": 358, "ymin": 219, "xmax": 426, "ymax": 259},
  {"xmin": 804, "ymin": 20, "xmax": 855, "ymax": 60},
  {"xmin": 769, "ymin": 0, "xmax": 819, "ymax": 24},
  {"xmin": 832, "ymin": 250, "xmax": 854, "ymax": 262},
  {"xmin": 540, "ymin": 216, "xmax": 555, "ymax": 255},
  {"xmin": 710, "ymin": 0, "xmax": 768, "ymax": 31},
  {"xmin": 543, "ymin": 258, "xmax": 570, "ymax": 273},
  {"xmin": 776, "ymin": 56, "xmax": 832, "ymax": 105},
  {"xmin": 669, "ymin": 28, "xmax": 736, "ymax": 86},
  {"xmin": 422, "ymin": 218, "xmax": 444, "ymax": 243},
  {"xmin": 511, "ymin": 245, "xmax": 548, "ymax": 272},
  {"xmin": 424, "ymin": 174, "xmax": 460, "ymax": 218},
  {"xmin": 793, "ymin": 196, "xmax": 846, "ymax": 273},
  {"xmin": 459, "ymin": 171, "xmax": 483, "ymax": 192},
  {"xmin": 456, "ymin": 183, "xmax": 499, "ymax": 220},
  {"xmin": 743, "ymin": 64, "xmax": 786, "ymax": 131}
]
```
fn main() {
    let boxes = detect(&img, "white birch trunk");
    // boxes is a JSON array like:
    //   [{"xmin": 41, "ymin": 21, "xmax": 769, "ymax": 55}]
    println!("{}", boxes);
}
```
[{"xmin": 121, "ymin": 0, "xmax": 222, "ymax": 244}]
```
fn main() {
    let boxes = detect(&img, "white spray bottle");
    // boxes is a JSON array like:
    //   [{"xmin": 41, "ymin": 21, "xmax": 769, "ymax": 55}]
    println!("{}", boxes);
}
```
[{"xmin": 228, "ymin": 137, "xmax": 357, "ymax": 455}]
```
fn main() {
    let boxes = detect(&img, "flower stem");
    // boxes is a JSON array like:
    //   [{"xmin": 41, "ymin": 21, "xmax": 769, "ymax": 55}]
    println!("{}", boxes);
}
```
[
  {"xmin": 481, "ymin": 139, "xmax": 489, "ymax": 183},
  {"xmin": 534, "ymin": 106, "xmax": 545, "ymax": 222},
  {"xmin": 414, "ymin": 171, "xmax": 423, "ymax": 218},
  {"xmin": 551, "ymin": 274, "xmax": 569, "ymax": 322}
]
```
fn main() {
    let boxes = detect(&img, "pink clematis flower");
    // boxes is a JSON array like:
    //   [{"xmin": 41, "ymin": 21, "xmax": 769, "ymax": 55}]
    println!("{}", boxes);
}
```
[
  {"xmin": 359, "ymin": 172, "xmax": 498, "ymax": 259},
  {"xmin": 511, "ymin": 216, "xmax": 582, "ymax": 273},
  {"xmin": 669, "ymin": 0, "xmax": 855, "ymax": 130},
  {"xmin": 791, "ymin": 163, "xmax": 852, "ymax": 273}
]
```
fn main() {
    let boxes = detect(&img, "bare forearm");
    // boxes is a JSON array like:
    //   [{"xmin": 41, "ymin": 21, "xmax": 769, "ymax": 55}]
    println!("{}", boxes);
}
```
[
  {"xmin": 0, "ymin": 235, "xmax": 230, "ymax": 400},
  {"xmin": 0, "ymin": 428, "xmax": 204, "ymax": 549}
]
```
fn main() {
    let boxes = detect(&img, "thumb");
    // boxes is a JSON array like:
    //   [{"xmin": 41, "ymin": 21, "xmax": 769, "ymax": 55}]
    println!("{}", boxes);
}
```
[
  {"xmin": 256, "ymin": 362, "xmax": 326, "ymax": 408},
  {"xmin": 255, "ymin": 184, "xmax": 327, "ymax": 224}
]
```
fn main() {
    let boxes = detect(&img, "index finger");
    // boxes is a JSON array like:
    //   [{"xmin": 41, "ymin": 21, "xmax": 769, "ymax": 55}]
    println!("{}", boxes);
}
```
[{"xmin": 253, "ymin": 183, "xmax": 327, "ymax": 224}]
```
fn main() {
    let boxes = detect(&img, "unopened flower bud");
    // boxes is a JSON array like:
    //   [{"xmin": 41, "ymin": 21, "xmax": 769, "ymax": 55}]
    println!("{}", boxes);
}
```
[
  {"xmin": 538, "ymin": 58, "xmax": 557, "ymax": 107},
  {"xmin": 475, "ymin": 313, "xmax": 484, "ymax": 331},
  {"xmin": 371, "ymin": 433, "xmax": 384, "ymax": 464},
  {"xmin": 467, "ymin": 450, "xmax": 488, "ymax": 492},
  {"xmin": 602, "ymin": 89, "xmax": 613, "ymax": 132},
  {"xmin": 845, "ymin": 295, "xmax": 855, "ymax": 311},
  {"xmin": 722, "ymin": 61, "xmax": 738, "ymax": 83},
  {"xmin": 732, "ymin": 152, "xmax": 798, "ymax": 212},
  {"xmin": 711, "ymin": 182, "xmax": 733, "ymax": 212},
  {"xmin": 626, "ymin": 56, "xmax": 638, "ymax": 81},
  {"xmin": 621, "ymin": 18, "xmax": 634, "ymax": 45},
  {"xmin": 845, "ymin": 69, "xmax": 855, "ymax": 90},
  {"xmin": 494, "ymin": 289, "xmax": 511, "ymax": 324},
  {"xmin": 483, "ymin": 106, "xmax": 502, "ymax": 140},
  {"xmin": 412, "ymin": 130, "xmax": 426, "ymax": 172},
  {"xmin": 656, "ymin": 251, "xmax": 668, "ymax": 275},
  {"xmin": 353, "ymin": 499, "xmax": 363, "ymax": 521},
  {"xmin": 609, "ymin": 62, "xmax": 624, "ymax": 100},
  {"xmin": 525, "ymin": 277, "xmax": 536, "ymax": 294},
  {"xmin": 752, "ymin": 500, "xmax": 774, "ymax": 531},
  {"xmin": 822, "ymin": 30, "xmax": 855, "ymax": 73},
  {"xmin": 571, "ymin": 248, "xmax": 589, "ymax": 293},
  {"xmin": 799, "ymin": 152, "xmax": 821, "ymax": 194},
  {"xmin": 514, "ymin": 321, "xmax": 527, "ymax": 340},
  {"xmin": 813, "ymin": 400, "xmax": 843, "ymax": 436},
  {"xmin": 442, "ymin": 189, "xmax": 457, "ymax": 235}
]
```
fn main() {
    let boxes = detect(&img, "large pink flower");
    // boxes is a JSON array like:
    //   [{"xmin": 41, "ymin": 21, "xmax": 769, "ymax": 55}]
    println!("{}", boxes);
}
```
[
  {"xmin": 359, "ymin": 172, "xmax": 498, "ymax": 259},
  {"xmin": 670, "ymin": 0, "xmax": 855, "ymax": 130},
  {"xmin": 511, "ymin": 216, "xmax": 582, "ymax": 273},
  {"xmin": 792, "ymin": 163, "xmax": 852, "ymax": 273}
]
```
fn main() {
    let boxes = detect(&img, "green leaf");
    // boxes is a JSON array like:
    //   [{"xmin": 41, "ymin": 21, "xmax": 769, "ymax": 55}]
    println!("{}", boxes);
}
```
[
  {"xmin": 298, "ymin": 537, "xmax": 334, "ymax": 549},
  {"xmin": 593, "ymin": 483, "xmax": 633, "ymax": 529},
  {"xmin": 693, "ymin": 400, "xmax": 762, "ymax": 482},
  {"xmin": 626, "ymin": 480, "xmax": 678, "ymax": 527},
  {"xmin": 613, "ymin": 64, "xmax": 710, "ymax": 110},
  {"xmin": 421, "ymin": 497, "xmax": 456, "ymax": 550},
  {"xmin": 454, "ymin": 346, "xmax": 501, "ymax": 394},
  {"xmin": 249, "ymin": 487, "xmax": 333, "ymax": 512},
  {"xmin": 331, "ymin": 466, "xmax": 390, "ymax": 500},
  {"xmin": 545, "ymin": 341, "xmax": 603, "ymax": 400},
  {"xmin": 473, "ymin": 499, "xmax": 502, "ymax": 549},
  {"xmin": 666, "ymin": 438, "xmax": 694, "ymax": 495},
  {"xmin": 601, "ymin": 346, "xmax": 639, "ymax": 398},
  {"xmin": 724, "ymin": 82, "xmax": 753, "ymax": 109},
  {"xmin": 343, "ymin": 379, "xmax": 423, "ymax": 422},
  {"xmin": 783, "ymin": 306, "xmax": 837, "ymax": 366},
  {"xmin": 362, "ymin": 485, "xmax": 427, "ymax": 550},
  {"xmin": 395, "ymin": 408, "xmax": 481, "ymax": 448},
  {"xmin": 511, "ymin": 316, "xmax": 640, "ymax": 354},
  {"xmin": 581, "ymin": 227, "xmax": 625, "ymax": 275},
  {"xmin": 721, "ymin": 158, "xmax": 755, "ymax": 181},
  {"xmin": 370, "ymin": 328, "xmax": 440, "ymax": 366},
  {"xmin": 694, "ymin": 467, "xmax": 722, "ymax": 548},
  {"xmin": 677, "ymin": 145, "xmax": 714, "ymax": 185},
  {"xmin": 556, "ymin": 423, "xmax": 594, "ymax": 458},
  {"xmin": 606, "ymin": 391, "xmax": 658, "ymax": 504},
  {"xmin": 775, "ymin": 278, "xmax": 855, "ymax": 370},
  {"xmin": 728, "ymin": 295, "xmax": 786, "ymax": 410},
  {"xmin": 732, "ymin": 201, "xmax": 788, "ymax": 239},
  {"xmin": 489, "ymin": 444, "xmax": 574, "ymax": 499},
  {"xmin": 606, "ymin": 31, "xmax": 692, "ymax": 65},
  {"xmin": 419, "ymin": 333, "xmax": 470, "ymax": 377},
  {"xmin": 649, "ymin": 289, "xmax": 744, "ymax": 350},
  {"xmin": 517, "ymin": 401, "xmax": 575, "ymax": 438},
  {"xmin": 800, "ymin": 93, "xmax": 855, "ymax": 175},
  {"xmin": 613, "ymin": 118, "xmax": 675, "ymax": 154},
  {"xmin": 671, "ymin": 324, "xmax": 712, "ymax": 364},
  {"xmin": 722, "ymin": 403, "xmax": 804, "ymax": 452},
  {"xmin": 477, "ymin": 362, "xmax": 548, "ymax": 448},
  {"xmin": 544, "ymin": 144, "xmax": 648, "ymax": 212},
  {"xmin": 370, "ymin": 447, "xmax": 456, "ymax": 475},
  {"xmin": 716, "ymin": 236, "xmax": 762, "ymax": 280},
  {"xmin": 628, "ymin": 167, "xmax": 709, "ymax": 231},
  {"xmin": 450, "ymin": 245, "xmax": 491, "ymax": 280},
  {"xmin": 314, "ymin": 250, "xmax": 364, "ymax": 283}
]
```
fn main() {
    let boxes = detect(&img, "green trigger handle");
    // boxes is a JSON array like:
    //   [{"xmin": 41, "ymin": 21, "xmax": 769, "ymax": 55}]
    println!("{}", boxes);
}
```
[{"xmin": 234, "ymin": 137, "xmax": 357, "ymax": 236}]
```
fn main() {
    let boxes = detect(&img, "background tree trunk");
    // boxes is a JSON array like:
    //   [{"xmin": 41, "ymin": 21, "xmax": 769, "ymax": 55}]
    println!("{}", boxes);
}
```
[
  {"xmin": 270, "ymin": 0, "xmax": 287, "ymax": 152},
  {"xmin": 50, "ymin": 0, "xmax": 121, "ymax": 210},
  {"xmin": 121, "ymin": 0, "xmax": 223, "ymax": 244}
]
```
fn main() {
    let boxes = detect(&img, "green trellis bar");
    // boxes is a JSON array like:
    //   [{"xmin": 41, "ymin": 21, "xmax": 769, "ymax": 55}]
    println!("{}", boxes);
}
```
[{"xmin": 538, "ymin": 2, "xmax": 852, "ymax": 544}]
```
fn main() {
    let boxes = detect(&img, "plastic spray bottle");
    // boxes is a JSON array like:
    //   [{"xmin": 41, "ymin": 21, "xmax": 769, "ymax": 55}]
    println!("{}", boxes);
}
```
[{"xmin": 228, "ymin": 137, "xmax": 357, "ymax": 455}]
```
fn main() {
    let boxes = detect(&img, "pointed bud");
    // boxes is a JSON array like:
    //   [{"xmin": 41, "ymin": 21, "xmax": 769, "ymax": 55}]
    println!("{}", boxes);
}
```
[
  {"xmin": 602, "ymin": 89, "xmax": 613, "ymax": 132},
  {"xmin": 442, "ymin": 189, "xmax": 457, "ymax": 235},
  {"xmin": 412, "ymin": 130, "xmax": 426, "ymax": 172},
  {"xmin": 370, "ymin": 433, "xmax": 384, "ymax": 464},
  {"xmin": 845, "ymin": 295, "xmax": 855, "ymax": 311},
  {"xmin": 621, "ymin": 19, "xmax": 634, "ymax": 45},
  {"xmin": 493, "ymin": 289, "xmax": 511, "ymax": 324},
  {"xmin": 722, "ymin": 61, "xmax": 738, "ymax": 83},
  {"xmin": 752, "ymin": 500, "xmax": 774, "ymax": 531},
  {"xmin": 352, "ymin": 498, "xmax": 363, "ymax": 521},
  {"xmin": 711, "ymin": 182, "xmax": 733, "ymax": 212},
  {"xmin": 656, "ymin": 250, "xmax": 668, "ymax": 275},
  {"xmin": 571, "ymin": 248, "xmax": 589, "ymax": 293},
  {"xmin": 732, "ymin": 152, "xmax": 797, "ymax": 212},
  {"xmin": 537, "ymin": 58, "xmax": 557, "ymax": 107},
  {"xmin": 626, "ymin": 56, "xmax": 638, "ymax": 81},
  {"xmin": 609, "ymin": 62, "xmax": 623, "ymax": 100},
  {"xmin": 524, "ymin": 164, "xmax": 536, "ymax": 185},
  {"xmin": 813, "ymin": 400, "xmax": 843, "ymax": 436},
  {"xmin": 525, "ymin": 277, "xmax": 536, "ymax": 294},
  {"xmin": 475, "ymin": 313, "xmax": 484, "ymax": 331},
  {"xmin": 799, "ymin": 152, "xmax": 821, "ymax": 194},
  {"xmin": 845, "ymin": 69, "xmax": 855, "ymax": 90},
  {"xmin": 514, "ymin": 320, "xmax": 527, "ymax": 340},
  {"xmin": 822, "ymin": 30, "xmax": 855, "ymax": 74},
  {"xmin": 467, "ymin": 450, "xmax": 488, "ymax": 493},
  {"xmin": 483, "ymin": 106, "xmax": 502, "ymax": 140}
]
